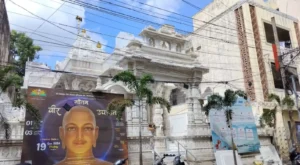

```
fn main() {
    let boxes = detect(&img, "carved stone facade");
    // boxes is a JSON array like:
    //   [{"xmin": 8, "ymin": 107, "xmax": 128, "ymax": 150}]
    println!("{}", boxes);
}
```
[
  {"xmin": 249, "ymin": 5, "xmax": 269, "ymax": 101},
  {"xmin": 20, "ymin": 3, "xmax": 297, "ymax": 163},
  {"xmin": 0, "ymin": 93, "xmax": 26, "ymax": 164},
  {"xmin": 235, "ymin": 6, "xmax": 256, "ymax": 101},
  {"xmin": 0, "ymin": 146, "xmax": 22, "ymax": 165}
]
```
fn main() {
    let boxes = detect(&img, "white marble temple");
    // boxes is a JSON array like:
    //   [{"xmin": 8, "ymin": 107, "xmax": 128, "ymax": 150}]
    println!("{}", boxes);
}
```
[{"xmin": 17, "ymin": 1, "xmax": 300, "ymax": 163}]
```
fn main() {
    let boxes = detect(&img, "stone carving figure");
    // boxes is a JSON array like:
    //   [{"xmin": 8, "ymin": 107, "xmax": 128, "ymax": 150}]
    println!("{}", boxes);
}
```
[
  {"xmin": 149, "ymin": 38, "xmax": 155, "ymax": 47},
  {"xmin": 71, "ymin": 77, "xmax": 81, "ymax": 90}
]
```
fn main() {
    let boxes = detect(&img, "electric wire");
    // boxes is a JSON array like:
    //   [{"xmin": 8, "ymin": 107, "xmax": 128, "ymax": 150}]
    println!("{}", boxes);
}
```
[
  {"xmin": 11, "ymin": 1, "xmax": 298, "ymax": 79},
  {"xmin": 28, "ymin": 1, "xmax": 65, "ymax": 37},
  {"xmin": 181, "ymin": 0, "xmax": 265, "ymax": 34},
  {"xmin": 61, "ymin": 0, "xmax": 271, "ymax": 51},
  {"xmin": 9, "ymin": 11, "xmax": 259, "ymax": 54},
  {"xmin": 110, "ymin": 0, "xmax": 257, "ymax": 35},
  {"xmin": 23, "ymin": 0, "xmax": 259, "ymax": 43},
  {"xmin": 91, "ymin": 0, "xmax": 256, "ymax": 38},
  {"xmin": 10, "ymin": 22, "xmax": 284, "ymax": 73},
  {"xmin": 10, "ymin": 17, "xmax": 274, "ymax": 59}
]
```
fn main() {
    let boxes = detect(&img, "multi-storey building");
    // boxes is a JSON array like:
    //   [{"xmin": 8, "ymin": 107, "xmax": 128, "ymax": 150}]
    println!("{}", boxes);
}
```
[
  {"xmin": 267, "ymin": 0, "xmax": 300, "ymax": 22},
  {"xmin": 190, "ymin": 0, "xmax": 300, "ymax": 161}
]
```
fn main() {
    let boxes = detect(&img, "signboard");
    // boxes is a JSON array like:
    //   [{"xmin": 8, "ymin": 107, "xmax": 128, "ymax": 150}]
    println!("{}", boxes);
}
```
[
  {"xmin": 259, "ymin": 146, "xmax": 282, "ymax": 165},
  {"xmin": 215, "ymin": 150, "xmax": 243, "ymax": 165},
  {"xmin": 209, "ymin": 97, "xmax": 260, "ymax": 153},
  {"xmin": 21, "ymin": 87, "xmax": 128, "ymax": 165}
]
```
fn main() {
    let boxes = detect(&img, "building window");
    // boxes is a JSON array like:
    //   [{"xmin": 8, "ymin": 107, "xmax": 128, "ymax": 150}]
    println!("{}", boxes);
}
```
[
  {"xmin": 170, "ymin": 88, "xmax": 186, "ymax": 106},
  {"xmin": 271, "ymin": 62, "xmax": 300, "ymax": 91},
  {"xmin": 162, "ymin": 41, "xmax": 171, "ymax": 50},
  {"xmin": 176, "ymin": 44, "xmax": 181, "ymax": 52},
  {"xmin": 264, "ymin": 22, "xmax": 292, "ymax": 48},
  {"xmin": 149, "ymin": 38, "xmax": 155, "ymax": 47}
]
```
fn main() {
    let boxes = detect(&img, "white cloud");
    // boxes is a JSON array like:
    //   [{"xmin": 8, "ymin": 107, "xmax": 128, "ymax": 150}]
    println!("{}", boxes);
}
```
[
  {"xmin": 115, "ymin": 31, "xmax": 143, "ymax": 49},
  {"xmin": 144, "ymin": 0, "xmax": 181, "ymax": 14},
  {"xmin": 6, "ymin": 0, "xmax": 107, "ymax": 68},
  {"xmin": 123, "ymin": 0, "xmax": 182, "ymax": 23},
  {"xmin": 115, "ymin": 32, "xmax": 135, "ymax": 49}
]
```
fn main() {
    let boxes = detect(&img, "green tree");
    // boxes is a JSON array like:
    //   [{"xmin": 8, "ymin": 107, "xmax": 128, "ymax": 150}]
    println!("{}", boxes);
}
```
[
  {"xmin": 0, "ymin": 66, "xmax": 22, "ymax": 139},
  {"xmin": 10, "ymin": 30, "xmax": 42, "ymax": 75},
  {"xmin": 0, "ymin": 66, "xmax": 41, "ymax": 140},
  {"xmin": 107, "ymin": 71, "xmax": 171, "ymax": 165},
  {"xmin": 0, "ymin": 30, "xmax": 42, "ymax": 139},
  {"xmin": 203, "ymin": 89, "xmax": 247, "ymax": 165}
]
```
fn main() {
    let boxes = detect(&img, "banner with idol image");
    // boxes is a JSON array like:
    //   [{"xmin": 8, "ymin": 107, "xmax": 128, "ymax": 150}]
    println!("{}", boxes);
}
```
[{"xmin": 21, "ymin": 87, "xmax": 128, "ymax": 165}]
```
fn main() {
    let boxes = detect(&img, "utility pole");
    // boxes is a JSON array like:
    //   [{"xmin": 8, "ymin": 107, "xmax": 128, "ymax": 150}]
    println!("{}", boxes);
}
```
[
  {"xmin": 272, "ymin": 18, "xmax": 300, "ymax": 149},
  {"xmin": 271, "ymin": 17, "xmax": 287, "ymax": 95},
  {"xmin": 271, "ymin": 17, "xmax": 297, "ymax": 155},
  {"xmin": 138, "ymin": 99, "xmax": 143, "ymax": 165}
]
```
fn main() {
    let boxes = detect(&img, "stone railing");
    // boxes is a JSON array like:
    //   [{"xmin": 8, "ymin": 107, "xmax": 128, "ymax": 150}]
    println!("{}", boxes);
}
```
[
  {"xmin": 0, "ymin": 102, "xmax": 25, "ymax": 122},
  {"xmin": 257, "ymin": 127, "xmax": 274, "ymax": 137},
  {"xmin": 0, "ymin": 98, "xmax": 25, "ymax": 143}
]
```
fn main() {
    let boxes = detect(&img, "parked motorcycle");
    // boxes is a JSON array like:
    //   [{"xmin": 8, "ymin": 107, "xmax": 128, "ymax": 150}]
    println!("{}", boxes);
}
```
[
  {"xmin": 173, "ymin": 155, "xmax": 185, "ymax": 165},
  {"xmin": 155, "ymin": 154, "xmax": 176, "ymax": 165},
  {"xmin": 290, "ymin": 147, "xmax": 300, "ymax": 165}
]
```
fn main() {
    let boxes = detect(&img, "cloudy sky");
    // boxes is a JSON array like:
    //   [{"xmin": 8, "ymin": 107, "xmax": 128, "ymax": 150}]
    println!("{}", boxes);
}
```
[{"xmin": 6, "ymin": 0, "xmax": 212, "ymax": 68}]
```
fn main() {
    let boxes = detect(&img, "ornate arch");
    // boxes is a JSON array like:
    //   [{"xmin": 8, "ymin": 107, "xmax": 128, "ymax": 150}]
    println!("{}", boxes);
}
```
[{"xmin": 101, "ymin": 81, "xmax": 133, "ymax": 94}]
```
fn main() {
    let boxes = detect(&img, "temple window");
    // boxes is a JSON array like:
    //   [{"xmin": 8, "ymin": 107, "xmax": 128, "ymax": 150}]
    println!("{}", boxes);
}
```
[
  {"xmin": 176, "ymin": 44, "xmax": 181, "ymax": 52},
  {"xmin": 149, "ymin": 38, "xmax": 155, "ymax": 47},
  {"xmin": 170, "ymin": 88, "xmax": 186, "ymax": 106},
  {"xmin": 162, "ymin": 41, "xmax": 171, "ymax": 50}
]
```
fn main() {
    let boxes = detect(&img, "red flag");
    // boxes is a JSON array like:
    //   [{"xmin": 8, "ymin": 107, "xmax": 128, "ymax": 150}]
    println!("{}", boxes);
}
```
[{"xmin": 272, "ymin": 44, "xmax": 280, "ymax": 71}]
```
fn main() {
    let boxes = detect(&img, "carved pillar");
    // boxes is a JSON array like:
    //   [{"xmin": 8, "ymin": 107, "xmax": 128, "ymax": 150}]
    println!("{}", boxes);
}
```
[
  {"xmin": 127, "ymin": 98, "xmax": 151, "ymax": 137},
  {"xmin": 11, "ymin": 124, "xmax": 15, "ymax": 139},
  {"xmin": 95, "ymin": 77, "xmax": 104, "ymax": 90},
  {"xmin": 275, "ymin": 108, "xmax": 289, "ymax": 159},
  {"xmin": 191, "ymin": 83, "xmax": 203, "ymax": 124},
  {"xmin": 187, "ymin": 71, "xmax": 208, "ymax": 136},
  {"xmin": 152, "ymin": 83, "xmax": 166, "ymax": 137},
  {"xmin": 126, "ymin": 107, "xmax": 132, "ymax": 124},
  {"xmin": 187, "ymin": 86, "xmax": 195, "ymax": 125},
  {"xmin": 71, "ymin": 77, "xmax": 81, "ymax": 90},
  {"xmin": 187, "ymin": 82, "xmax": 204, "ymax": 124},
  {"xmin": 131, "ymin": 102, "xmax": 139, "ymax": 123},
  {"xmin": 63, "ymin": 80, "xmax": 70, "ymax": 90},
  {"xmin": 153, "ymin": 104, "xmax": 164, "ymax": 136},
  {"xmin": 142, "ymin": 99, "xmax": 147, "ymax": 122}
]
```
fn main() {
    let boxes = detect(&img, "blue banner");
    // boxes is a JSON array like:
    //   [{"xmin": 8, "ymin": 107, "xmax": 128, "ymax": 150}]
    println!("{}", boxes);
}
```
[{"xmin": 209, "ymin": 97, "xmax": 260, "ymax": 153}]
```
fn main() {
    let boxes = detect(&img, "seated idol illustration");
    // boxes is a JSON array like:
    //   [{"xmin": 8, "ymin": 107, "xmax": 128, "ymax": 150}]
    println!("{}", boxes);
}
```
[{"xmin": 56, "ymin": 106, "xmax": 112, "ymax": 165}]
